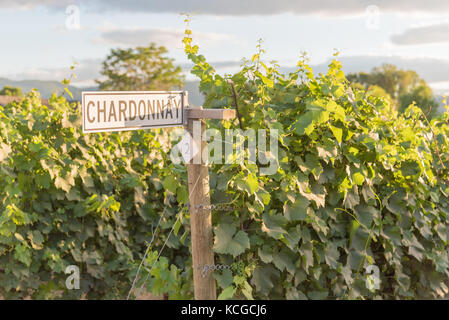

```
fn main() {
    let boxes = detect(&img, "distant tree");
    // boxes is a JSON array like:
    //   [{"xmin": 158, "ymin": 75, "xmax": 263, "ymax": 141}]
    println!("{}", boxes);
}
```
[
  {"xmin": 0, "ymin": 85, "xmax": 23, "ymax": 97},
  {"xmin": 96, "ymin": 43, "xmax": 184, "ymax": 91},
  {"xmin": 348, "ymin": 64, "xmax": 439, "ymax": 117},
  {"xmin": 398, "ymin": 82, "xmax": 439, "ymax": 115}
]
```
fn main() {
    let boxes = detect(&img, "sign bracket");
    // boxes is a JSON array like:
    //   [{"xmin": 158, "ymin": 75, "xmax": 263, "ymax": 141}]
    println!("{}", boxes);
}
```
[{"xmin": 82, "ymin": 90, "xmax": 236, "ymax": 300}]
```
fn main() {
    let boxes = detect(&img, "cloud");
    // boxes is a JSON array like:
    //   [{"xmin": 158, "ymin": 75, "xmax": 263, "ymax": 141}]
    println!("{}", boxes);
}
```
[
  {"xmin": 2, "ymin": 0, "xmax": 449, "ymax": 16},
  {"xmin": 391, "ymin": 23, "xmax": 449, "ymax": 45},
  {"xmin": 8, "ymin": 58, "xmax": 102, "ymax": 86},
  {"xmin": 97, "ymin": 28, "xmax": 238, "ymax": 48},
  {"xmin": 429, "ymin": 81, "xmax": 449, "ymax": 94},
  {"xmin": 0, "ymin": 0, "xmax": 63, "ymax": 10}
]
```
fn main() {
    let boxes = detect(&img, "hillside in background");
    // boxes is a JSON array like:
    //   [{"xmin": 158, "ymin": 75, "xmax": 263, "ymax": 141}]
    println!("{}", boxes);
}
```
[
  {"xmin": 0, "ymin": 77, "xmax": 444, "ymax": 112},
  {"xmin": 0, "ymin": 78, "xmax": 205, "ymax": 107},
  {"xmin": 0, "ymin": 77, "xmax": 84, "ymax": 101},
  {"xmin": 182, "ymin": 80, "xmax": 204, "ymax": 107}
]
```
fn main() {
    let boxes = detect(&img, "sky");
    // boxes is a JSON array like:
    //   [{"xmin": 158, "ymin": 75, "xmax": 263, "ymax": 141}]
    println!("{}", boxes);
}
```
[{"xmin": 1, "ymin": 0, "xmax": 449, "ymax": 93}]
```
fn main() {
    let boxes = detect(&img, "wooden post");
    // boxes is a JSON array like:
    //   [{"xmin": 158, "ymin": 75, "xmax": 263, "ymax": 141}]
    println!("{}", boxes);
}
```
[{"xmin": 185, "ymin": 103, "xmax": 235, "ymax": 300}]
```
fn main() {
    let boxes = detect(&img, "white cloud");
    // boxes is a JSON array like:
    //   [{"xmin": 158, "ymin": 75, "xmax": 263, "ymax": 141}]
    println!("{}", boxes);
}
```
[
  {"xmin": 0, "ymin": 0, "xmax": 65, "ymax": 10},
  {"xmin": 429, "ymin": 81, "xmax": 449, "ymax": 94},
  {"xmin": 7, "ymin": 58, "xmax": 102, "ymax": 86},
  {"xmin": 391, "ymin": 23, "xmax": 449, "ymax": 45},
  {"xmin": 97, "ymin": 28, "xmax": 239, "ymax": 48},
  {"xmin": 2, "ymin": 0, "xmax": 449, "ymax": 16}
]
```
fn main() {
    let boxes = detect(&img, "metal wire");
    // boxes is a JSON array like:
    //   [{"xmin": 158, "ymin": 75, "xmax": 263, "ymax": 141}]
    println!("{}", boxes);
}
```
[
  {"xmin": 129, "ymin": 171, "xmax": 203, "ymax": 300},
  {"xmin": 126, "ymin": 208, "xmax": 166, "ymax": 300}
]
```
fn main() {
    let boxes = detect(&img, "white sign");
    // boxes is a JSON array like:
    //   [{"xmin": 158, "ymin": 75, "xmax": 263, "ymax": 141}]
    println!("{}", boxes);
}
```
[{"xmin": 82, "ymin": 91, "xmax": 186, "ymax": 133}]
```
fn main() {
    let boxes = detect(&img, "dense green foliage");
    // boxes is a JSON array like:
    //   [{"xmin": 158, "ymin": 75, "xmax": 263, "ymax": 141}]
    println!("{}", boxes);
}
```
[
  {"xmin": 1, "ymin": 29, "xmax": 449, "ymax": 300},
  {"xmin": 0, "ymin": 92, "xmax": 190, "ymax": 299},
  {"xmin": 180, "ymin": 29, "xmax": 449, "ymax": 299},
  {"xmin": 347, "ymin": 64, "xmax": 439, "ymax": 117},
  {"xmin": 96, "ymin": 43, "xmax": 185, "ymax": 91}
]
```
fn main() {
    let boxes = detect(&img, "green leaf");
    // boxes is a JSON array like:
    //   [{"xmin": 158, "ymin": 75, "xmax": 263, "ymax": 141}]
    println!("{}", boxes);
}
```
[
  {"xmin": 0, "ymin": 221, "xmax": 16, "ymax": 236},
  {"xmin": 28, "ymin": 230, "xmax": 44, "ymax": 249},
  {"xmin": 213, "ymin": 269, "xmax": 233, "ymax": 289},
  {"xmin": 251, "ymin": 265, "xmax": 279, "ymax": 297},
  {"xmin": 308, "ymin": 290, "xmax": 328, "ymax": 300},
  {"xmin": 261, "ymin": 213, "xmax": 287, "ymax": 239},
  {"xmin": 235, "ymin": 173, "xmax": 259, "ymax": 195},
  {"xmin": 120, "ymin": 174, "xmax": 141, "ymax": 188},
  {"xmin": 213, "ymin": 223, "xmax": 250, "ymax": 257},
  {"xmin": 272, "ymin": 249, "xmax": 296, "ymax": 274},
  {"xmin": 64, "ymin": 87, "xmax": 73, "ymax": 99},
  {"xmin": 180, "ymin": 230, "xmax": 189, "ymax": 245},
  {"xmin": 400, "ymin": 160, "xmax": 421, "ymax": 177},
  {"xmin": 330, "ymin": 125, "xmax": 343, "ymax": 143},
  {"xmin": 352, "ymin": 172, "xmax": 364, "ymax": 186},
  {"xmin": 176, "ymin": 186, "xmax": 189, "ymax": 203},
  {"xmin": 14, "ymin": 243, "xmax": 32, "ymax": 267},
  {"xmin": 255, "ymin": 71, "xmax": 274, "ymax": 88},
  {"xmin": 283, "ymin": 195, "xmax": 309, "ymax": 221},
  {"xmin": 241, "ymin": 281, "xmax": 254, "ymax": 300},
  {"xmin": 218, "ymin": 285, "xmax": 236, "ymax": 300},
  {"xmin": 256, "ymin": 189, "xmax": 271, "ymax": 206},
  {"xmin": 327, "ymin": 100, "xmax": 346, "ymax": 121},
  {"xmin": 286, "ymin": 288, "xmax": 307, "ymax": 300},
  {"xmin": 383, "ymin": 225, "xmax": 401, "ymax": 246},
  {"xmin": 245, "ymin": 174, "xmax": 259, "ymax": 194},
  {"xmin": 173, "ymin": 216, "xmax": 182, "ymax": 236},
  {"xmin": 258, "ymin": 246, "xmax": 273, "ymax": 263},
  {"xmin": 293, "ymin": 111, "xmax": 319, "ymax": 136},
  {"xmin": 338, "ymin": 176, "xmax": 352, "ymax": 194},
  {"xmin": 162, "ymin": 175, "xmax": 178, "ymax": 193},
  {"xmin": 35, "ymin": 172, "xmax": 51, "ymax": 189},
  {"xmin": 354, "ymin": 204, "xmax": 379, "ymax": 229},
  {"xmin": 299, "ymin": 241, "xmax": 314, "ymax": 271},
  {"xmin": 324, "ymin": 243, "xmax": 340, "ymax": 269}
]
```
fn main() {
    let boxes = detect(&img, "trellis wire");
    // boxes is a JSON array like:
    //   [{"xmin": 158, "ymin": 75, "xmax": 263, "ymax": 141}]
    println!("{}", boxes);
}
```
[
  {"xmin": 126, "ymin": 208, "xmax": 166, "ymax": 300},
  {"xmin": 127, "ymin": 172, "xmax": 202, "ymax": 300}
]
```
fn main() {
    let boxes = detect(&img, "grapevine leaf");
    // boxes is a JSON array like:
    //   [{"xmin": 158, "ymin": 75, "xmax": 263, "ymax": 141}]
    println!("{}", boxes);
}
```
[
  {"xmin": 213, "ymin": 223, "xmax": 250, "ymax": 257},
  {"xmin": 217, "ymin": 285, "xmax": 236, "ymax": 300},
  {"xmin": 251, "ymin": 265, "xmax": 279, "ymax": 297},
  {"xmin": 283, "ymin": 195, "xmax": 309, "ymax": 221},
  {"xmin": 330, "ymin": 125, "xmax": 343, "ymax": 143},
  {"xmin": 213, "ymin": 269, "xmax": 233, "ymax": 289}
]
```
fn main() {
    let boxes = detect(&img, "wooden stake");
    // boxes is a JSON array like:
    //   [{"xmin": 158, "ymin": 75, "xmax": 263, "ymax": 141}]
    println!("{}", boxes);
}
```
[{"xmin": 185, "ymin": 104, "xmax": 235, "ymax": 300}]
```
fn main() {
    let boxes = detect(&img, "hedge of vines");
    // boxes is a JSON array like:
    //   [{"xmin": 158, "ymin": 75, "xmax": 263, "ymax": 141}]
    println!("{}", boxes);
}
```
[
  {"xmin": 179, "ymin": 29, "xmax": 449, "ymax": 299},
  {"xmin": 1, "ymin": 28, "xmax": 449, "ymax": 299},
  {"xmin": 0, "ymin": 92, "xmax": 190, "ymax": 299}
]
